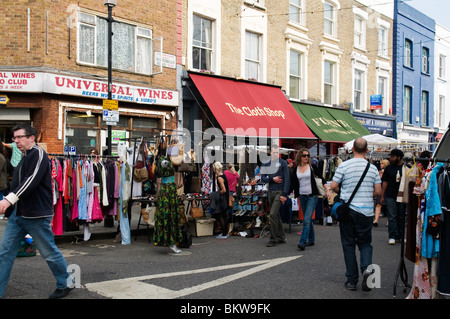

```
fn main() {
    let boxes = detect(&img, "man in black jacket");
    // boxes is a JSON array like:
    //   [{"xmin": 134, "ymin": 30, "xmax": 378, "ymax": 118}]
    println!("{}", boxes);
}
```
[{"xmin": 0, "ymin": 125, "xmax": 73, "ymax": 299}]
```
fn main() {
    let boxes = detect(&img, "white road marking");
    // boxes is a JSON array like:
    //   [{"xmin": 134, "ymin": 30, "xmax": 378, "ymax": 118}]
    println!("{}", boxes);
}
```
[{"xmin": 85, "ymin": 255, "xmax": 301, "ymax": 299}]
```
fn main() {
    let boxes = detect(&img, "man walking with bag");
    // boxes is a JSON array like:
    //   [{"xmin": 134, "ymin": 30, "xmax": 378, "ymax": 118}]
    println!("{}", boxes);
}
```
[{"xmin": 330, "ymin": 138, "xmax": 381, "ymax": 291}]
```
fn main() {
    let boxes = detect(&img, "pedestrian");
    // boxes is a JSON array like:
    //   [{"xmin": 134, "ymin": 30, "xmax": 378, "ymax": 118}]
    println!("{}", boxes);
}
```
[
  {"xmin": 212, "ymin": 162, "xmax": 230, "ymax": 239},
  {"xmin": 224, "ymin": 163, "xmax": 239, "ymax": 193},
  {"xmin": 0, "ymin": 125, "xmax": 74, "ymax": 299},
  {"xmin": 0, "ymin": 140, "xmax": 7, "ymax": 201},
  {"xmin": 373, "ymin": 159, "xmax": 389, "ymax": 227},
  {"xmin": 380, "ymin": 149, "xmax": 406, "ymax": 245},
  {"xmin": 261, "ymin": 144, "xmax": 290, "ymax": 247},
  {"xmin": 290, "ymin": 148, "xmax": 330, "ymax": 251},
  {"xmin": 330, "ymin": 137, "xmax": 381, "ymax": 291}
]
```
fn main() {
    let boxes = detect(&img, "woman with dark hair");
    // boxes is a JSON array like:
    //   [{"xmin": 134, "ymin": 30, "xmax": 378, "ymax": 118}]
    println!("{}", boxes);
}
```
[{"xmin": 290, "ymin": 148, "xmax": 329, "ymax": 250}]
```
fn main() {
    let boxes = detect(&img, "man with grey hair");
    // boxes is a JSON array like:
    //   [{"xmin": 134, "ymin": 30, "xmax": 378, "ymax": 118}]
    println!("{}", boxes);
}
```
[{"xmin": 331, "ymin": 137, "xmax": 381, "ymax": 291}]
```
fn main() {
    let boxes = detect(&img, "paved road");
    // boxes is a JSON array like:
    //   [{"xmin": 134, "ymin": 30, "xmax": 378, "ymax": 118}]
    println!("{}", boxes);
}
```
[{"xmin": 0, "ymin": 212, "xmax": 415, "ymax": 303}]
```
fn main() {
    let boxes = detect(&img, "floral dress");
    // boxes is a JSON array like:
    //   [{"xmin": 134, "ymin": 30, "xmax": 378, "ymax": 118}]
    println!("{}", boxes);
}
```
[{"xmin": 153, "ymin": 156, "xmax": 182, "ymax": 247}]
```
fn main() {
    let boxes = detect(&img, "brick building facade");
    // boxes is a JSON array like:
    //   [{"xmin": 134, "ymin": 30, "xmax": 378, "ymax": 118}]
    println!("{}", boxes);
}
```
[{"xmin": 0, "ymin": 0, "xmax": 180, "ymax": 155}]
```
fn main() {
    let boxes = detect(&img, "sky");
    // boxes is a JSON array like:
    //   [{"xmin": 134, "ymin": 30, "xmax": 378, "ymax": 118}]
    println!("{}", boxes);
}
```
[{"xmin": 406, "ymin": 0, "xmax": 450, "ymax": 30}]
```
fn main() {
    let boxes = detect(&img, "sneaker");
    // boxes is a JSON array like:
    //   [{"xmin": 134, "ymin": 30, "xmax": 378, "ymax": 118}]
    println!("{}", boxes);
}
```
[
  {"xmin": 266, "ymin": 241, "xmax": 276, "ymax": 247},
  {"xmin": 362, "ymin": 269, "xmax": 374, "ymax": 292},
  {"xmin": 169, "ymin": 244, "xmax": 181, "ymax": 253},
  {"xmin": 389, "ymin": 238, "xmax": 395, "ymax": 245},
  {"xmin": 344, "ymin": 281, "xmax": 356, "ymax": 291},
  {"xmin": 216, "ymin": 234, "xmax": 228, "ymax": 239},
  {"xmin": 297, "ymin": 244, "xmax": 305, "ymax": 251},
  {"xmin": 48, "ymin": 287, "xmax": 74, "ymax": 299}
]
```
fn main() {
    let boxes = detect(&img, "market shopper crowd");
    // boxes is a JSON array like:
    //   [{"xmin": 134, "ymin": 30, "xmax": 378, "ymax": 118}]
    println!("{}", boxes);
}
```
[{"xmin": 0, "ymin": 124, "xmax": 422, "ymax": 298}]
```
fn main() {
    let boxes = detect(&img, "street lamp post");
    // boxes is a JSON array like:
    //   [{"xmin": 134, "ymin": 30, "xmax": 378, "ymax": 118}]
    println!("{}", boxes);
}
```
[{"xmin": 105, "ymin": 0, "xmax": 117, "ymax": 156}]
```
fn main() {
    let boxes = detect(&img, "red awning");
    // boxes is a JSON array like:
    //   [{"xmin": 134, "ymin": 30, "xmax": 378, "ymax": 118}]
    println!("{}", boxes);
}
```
[{"xmin": 189, "ymin": 73, "xmax": 315, "ymax": 139}]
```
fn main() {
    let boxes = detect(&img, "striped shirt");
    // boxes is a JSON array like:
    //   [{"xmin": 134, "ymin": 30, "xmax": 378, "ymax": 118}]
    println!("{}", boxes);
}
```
[{"xmin": 332, "ymin": 158, "xmax": 381, "ymax": 216}]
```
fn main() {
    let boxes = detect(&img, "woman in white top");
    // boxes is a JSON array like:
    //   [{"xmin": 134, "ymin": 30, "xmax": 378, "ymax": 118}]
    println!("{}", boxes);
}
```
[{"xmin": 290, "ymin": 148, "xmax": 330, "ymax": 250}]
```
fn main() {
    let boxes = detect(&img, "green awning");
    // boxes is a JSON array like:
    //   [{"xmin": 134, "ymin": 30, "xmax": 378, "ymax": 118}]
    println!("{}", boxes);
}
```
[{"xmin": 291, "ymin": 102, "xmax": 370, "ymax": 143}]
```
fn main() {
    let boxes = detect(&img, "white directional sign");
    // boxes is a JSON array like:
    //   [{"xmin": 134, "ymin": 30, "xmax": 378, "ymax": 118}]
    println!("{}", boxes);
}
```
[{"xmin": 103, "ymin": 110, "xmax": 119, "ymax": 124}]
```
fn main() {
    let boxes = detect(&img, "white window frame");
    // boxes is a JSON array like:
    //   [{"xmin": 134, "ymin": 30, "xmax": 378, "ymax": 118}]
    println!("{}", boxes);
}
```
[
  {"xmin": 439, "ymin": 95, "xmax": 446, "ymax": 127},
  {"xmin": 323, "ymin": 1, "xmax": 337, "ymax": 38},
  {"xmin": 377, "ymin": 18, "xmax": 390, "ymax": 59},
  {"xmin": 192, "ymin": 14, "xmax": 213, "ymax": 71},
  {"xmin": 323, "ymin": 60, "xmax": 336, "ymax": 105},
  {"xmin": 245, "ymin": 31, "xmax": 261, "ymax": 80},
  {"xmin": 404, "ymin": 39, "xmax": 412, "ymax": 68},
  {"xmin": 352, "ymin": 7, "xmax": 367, "ymax": 51},
  {"xmin": 376, "ymin": 75, "xmax": 389, "ymax": 114},
  {"xmin": 439, "ymin": 54, "xmax": 446, "ymax": 79},
  {"xmin": 353, "ymin": 68, "xmax": 365, "ymax": 111},
  {"xmin": 289, "ymin": 0, "xmax": 305, "ymax": 26},
  {"xmin": 422, "ymin": 46, "xmax": 430, "ymax": 74},
  {"xmin": 77, "ymin": 11, "xmax": 156, "ymax": 76},
  {"xmin": 403, "ymin": 86, "xmax": 412, "ymax": 124},
  {"xmin": 421, "ymin": 91, "xmax": 429, "ymax": 126},
  {"xmin": 289, "ymin": 49, "xmax": 303, "ymax": 100}
]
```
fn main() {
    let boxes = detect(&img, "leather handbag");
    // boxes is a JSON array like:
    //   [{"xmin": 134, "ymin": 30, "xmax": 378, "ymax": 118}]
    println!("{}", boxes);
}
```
[
  {"xmin": 190, "ymin": 200, "xmax": 203, "ymax": 218},
  {"xmin": 133, "ymin": 141, "xmax": 149, "ymax": 183},
  {"xmin": 331, "ymin": 162, "xmax": 370, "ymax": 222},
  {"xmin": 189, "ymin": 176, "xmax": 201, "ymax": 193}
]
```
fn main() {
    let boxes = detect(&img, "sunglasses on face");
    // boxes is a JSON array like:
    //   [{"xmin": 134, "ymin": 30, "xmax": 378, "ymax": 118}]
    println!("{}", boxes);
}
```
[{"xmin": 301, "ymin": 154, "xmax": 310, "ymax": 158}]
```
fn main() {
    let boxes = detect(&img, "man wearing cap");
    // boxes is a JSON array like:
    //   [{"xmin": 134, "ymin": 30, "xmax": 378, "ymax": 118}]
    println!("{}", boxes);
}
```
[{"xmin": 380, "ymin": 149, "xmax": 406, "ymax": 245}]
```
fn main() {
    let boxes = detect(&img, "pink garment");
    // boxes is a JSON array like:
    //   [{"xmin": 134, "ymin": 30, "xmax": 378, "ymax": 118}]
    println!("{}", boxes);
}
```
[
  {"xmin": 70, "ymin": 164, "xmax": 79, "ymax": 222},
  {"xmin": 51, "ymin": 161, "xmax": 64, "ymax": 235},
  {"xmin": 224, "ymin": 170, "xmax": 239, "ymax": 192}
]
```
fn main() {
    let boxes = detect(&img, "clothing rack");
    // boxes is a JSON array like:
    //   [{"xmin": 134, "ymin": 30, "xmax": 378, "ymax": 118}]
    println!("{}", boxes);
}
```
[{"xmin": 393, "ymin": 156, "xmax": 450, "ymax": 298}]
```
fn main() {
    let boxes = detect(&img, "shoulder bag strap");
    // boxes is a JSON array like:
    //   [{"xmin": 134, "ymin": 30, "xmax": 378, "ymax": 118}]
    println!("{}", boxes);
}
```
[{"xmin": 347, "ymin": 162, "xmax": 370, "ymax": 205}]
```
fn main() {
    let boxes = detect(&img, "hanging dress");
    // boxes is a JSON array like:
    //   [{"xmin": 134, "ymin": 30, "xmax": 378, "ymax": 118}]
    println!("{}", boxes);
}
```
[{"xmin": 153, "ymin": 156, "xmax": 182, "ymax": 247}]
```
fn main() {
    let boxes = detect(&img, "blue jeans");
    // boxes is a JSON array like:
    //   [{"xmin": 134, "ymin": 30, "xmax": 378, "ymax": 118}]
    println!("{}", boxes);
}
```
[
  {"xmin": 385, "ymin": 197, "xmax": 406, "ymax": 240},
  {"xmin": 0, "ymin": 211, "xmax": 71, "ymax": 297},
  {"xmin": 299, "ymin": 195, "xmax": 318, "ymax": 246},
  {"xmin": 339, "ymin": 209, "xmax": 373, "ymax": 285}
]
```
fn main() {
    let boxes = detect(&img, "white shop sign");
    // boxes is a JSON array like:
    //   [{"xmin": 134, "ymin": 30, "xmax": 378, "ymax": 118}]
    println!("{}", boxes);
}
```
[{"xmin": 0, "ymin": 71, "xmax": 178, "ymax": 106}]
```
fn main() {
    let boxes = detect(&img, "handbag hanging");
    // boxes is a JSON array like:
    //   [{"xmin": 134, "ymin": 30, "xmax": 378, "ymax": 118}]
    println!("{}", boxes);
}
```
[
  {"xmin": 314, "ymin": 173, "xmax": 327, "ymax": 197},
  {"xmin": 190, "ymin": 200, "xmax": 203, "ymax": 218},
  {"xmin": 133, "ymin": 140, "xmax": 149, "ymax": 183}
]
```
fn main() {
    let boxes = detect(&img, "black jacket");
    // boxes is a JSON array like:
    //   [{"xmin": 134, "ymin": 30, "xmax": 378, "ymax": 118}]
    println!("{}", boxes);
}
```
[
  {"xmin": 289, "ymin": 164, "xmax": 326, "ymax": 198},
  {"xmin": 6, "ymin": 144, "xmax": 53, "ymax": 218}
]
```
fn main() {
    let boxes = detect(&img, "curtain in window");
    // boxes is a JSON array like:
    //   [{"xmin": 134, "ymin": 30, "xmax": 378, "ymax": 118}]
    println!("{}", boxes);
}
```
[
  {"xmin": 79, "ymin": 24, "xmax": 95, "ymax": 64},
  {"xmin": 112, "ymin": 23, "xmax": 135, "ymax": 72}
]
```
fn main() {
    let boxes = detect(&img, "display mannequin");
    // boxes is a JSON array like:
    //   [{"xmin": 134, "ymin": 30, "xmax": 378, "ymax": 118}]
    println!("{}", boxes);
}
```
[{"xmin": 153, "ymin": 156, "xmax": 182, "ymax": 253}]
